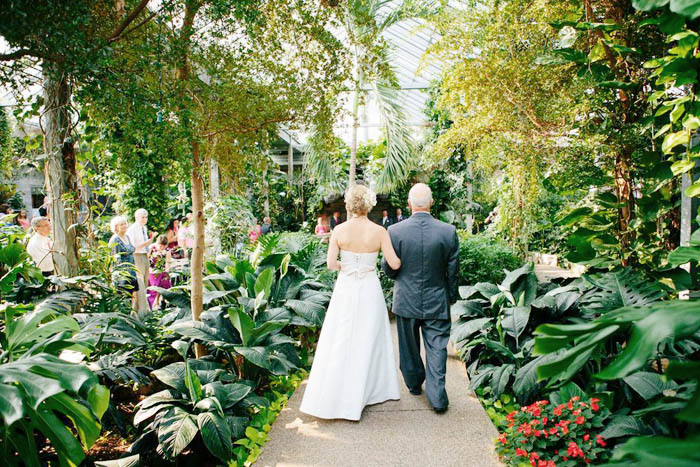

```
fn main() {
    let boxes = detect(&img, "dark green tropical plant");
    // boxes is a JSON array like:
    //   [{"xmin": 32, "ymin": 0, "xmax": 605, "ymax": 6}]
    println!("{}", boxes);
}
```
[{"xmin": 131, "ymin": 358, "xmax": 256, "ymax": 462}]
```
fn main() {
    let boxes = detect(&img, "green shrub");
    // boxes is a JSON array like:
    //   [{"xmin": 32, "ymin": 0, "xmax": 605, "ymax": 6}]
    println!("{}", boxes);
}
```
[{"xmin": 457, "ymin": 232, "xmax": 522, "ymax": 285}]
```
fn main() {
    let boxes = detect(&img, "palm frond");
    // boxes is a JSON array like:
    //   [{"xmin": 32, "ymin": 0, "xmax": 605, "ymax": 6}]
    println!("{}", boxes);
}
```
[
  {"xmin": 302, "ymin": 126, "xmax": 336, "ymax": 185},
  {"xmin": 372, "ymin": 77, "xmax": 416, "ymax": 192}
]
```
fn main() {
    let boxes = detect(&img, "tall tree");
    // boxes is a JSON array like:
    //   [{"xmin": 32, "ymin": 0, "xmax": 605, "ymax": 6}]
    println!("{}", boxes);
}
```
[{"xmin": 0, "ymin": 0, "xmax": 154, "ymax": 275}]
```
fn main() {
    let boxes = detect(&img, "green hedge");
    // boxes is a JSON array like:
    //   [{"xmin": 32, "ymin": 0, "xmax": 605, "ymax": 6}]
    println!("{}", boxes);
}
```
[{"xmin": 457, "ymin": 232, "xmax": 522, "ymax": 285}]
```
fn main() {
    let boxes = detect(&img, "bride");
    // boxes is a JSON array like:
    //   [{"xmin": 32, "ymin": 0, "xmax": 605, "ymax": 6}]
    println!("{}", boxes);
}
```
[{"xmin": 300, "ymin": 184, "xmax": 402, "ymax": 421}]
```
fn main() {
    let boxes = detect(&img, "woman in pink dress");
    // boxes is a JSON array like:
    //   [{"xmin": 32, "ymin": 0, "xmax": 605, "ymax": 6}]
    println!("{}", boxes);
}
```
[
  {"xmin": 148, "ymin": 235, "xmax": 172, "ymax": 309},
  {"xmin": 249, "ymin": 220, "xmax": 262, "ymax": 243},
  {"xmin": 16, "ymin": 210, "xmax": 30, "ymax": 231},
  {"xmin": 314, "ymin": 216, "xmax": 328, "ymax": 235}
]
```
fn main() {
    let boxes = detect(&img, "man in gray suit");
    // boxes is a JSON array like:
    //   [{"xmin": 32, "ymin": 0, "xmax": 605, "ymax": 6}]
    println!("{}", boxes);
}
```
[{"xmin": 382, "ymin": 183, "xmax": 459, "ymax": 413}]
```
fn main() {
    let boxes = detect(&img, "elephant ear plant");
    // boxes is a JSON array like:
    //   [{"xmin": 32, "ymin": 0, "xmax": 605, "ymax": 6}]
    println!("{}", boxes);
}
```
[
  {"xmin": 131, "ymin": 358, "xmax": 256, "ymax": 462},
  {"xmin": 0, "ymin": 296, "xmax": 109, "ymax": 467},
  {"xmin": 450, "ymin": 263, "xmax": 580, "ymax": 401}
]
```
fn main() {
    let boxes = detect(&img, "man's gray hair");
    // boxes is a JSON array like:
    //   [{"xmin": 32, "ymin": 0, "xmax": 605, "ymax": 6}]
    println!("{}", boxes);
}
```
[
  {"xmin": 408, "ymin": 183, "xmax": 432, "ymax": 208},
  {"xmin": 134, "ymin": 208, "xmax": 148, "ymax": 218},
  {"xmin": 31, "ymin": 216, "xmax": 48, "ymax": 230},
  {"xmin": 110, "ymin": 215, "xmax": 128, "ymax": 234}
]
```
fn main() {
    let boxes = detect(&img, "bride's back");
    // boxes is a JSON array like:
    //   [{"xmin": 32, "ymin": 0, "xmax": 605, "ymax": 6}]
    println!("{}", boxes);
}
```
[{"xmin": 334, "ymin": 217, "xmax": 384, "ymax": 253}]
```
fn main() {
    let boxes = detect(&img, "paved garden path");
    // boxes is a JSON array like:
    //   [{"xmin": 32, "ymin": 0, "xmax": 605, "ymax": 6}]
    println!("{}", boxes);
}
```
[
  {"xmin": 534, "ymin": 262, "xmax": 583, "ymax": 282},
  {"xmin": 257, "ymin": 321, "xmax": 502, "ymax": 467}
]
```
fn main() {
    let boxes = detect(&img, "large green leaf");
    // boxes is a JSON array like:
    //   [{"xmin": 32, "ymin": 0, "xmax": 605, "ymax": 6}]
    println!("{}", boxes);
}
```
[
  {"xmin": 669, "ymin": 246, "xmax": 700, "ymax": 266},
  {"xmin": 450, "ymin": 317, "xmax": 492, "ymax": 343},
  {"xmin": 580, "ymin": 269, "xmax": 665, "ymax": 315},
  {"xmin": 184, "ymin": 361, "xmax": 202, "ymax": 404},
  {"xmin": 671, "ymin": 0, "xmax": 700, "ymax": 19},
  {"xmin": 502, "ymin": 307, "xmax": 531, "ymax": 341},
  {"xmin": 285, "ymin": 298, "xmax": 325, "ymax": 327},
  {"xmin": 197, "ymin": 411, "xmax": 232, "ymax": 461},
  {"xmin": 254, "ymin": 268, "xmax": 274, "ymax": 300},
  {"xmin": 157, "ymin": 407, "xmax": 199, "ymax": 459},
  {"xmin": 623, "ymin": 371, "xmax": 679, "ymax": 400},
  {"xmin": 599, "ymin": 415, "xmax": 653, "ymax": 439},
  {"xmin": 228, "ymin": 307, "xmax": 255, "ymax": 346},
  {"xmin": 598, "ymin": 300, "xmax": 700, "ymax": 379},
  {"xmin": 606, "ymin": 434, "xmax": 700, "ymax": 465},
  {"xmin": 633, "ymin": 0, "xmax": 670, "ymax": 10}
]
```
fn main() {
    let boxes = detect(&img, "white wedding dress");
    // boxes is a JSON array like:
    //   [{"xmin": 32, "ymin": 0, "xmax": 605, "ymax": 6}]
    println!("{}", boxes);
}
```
[{"xmin": 300, "ymin": 250, "xmax": 400, "ymax": 420}]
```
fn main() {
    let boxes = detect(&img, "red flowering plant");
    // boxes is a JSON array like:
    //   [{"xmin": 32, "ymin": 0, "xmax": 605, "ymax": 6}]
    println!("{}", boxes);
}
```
[{"xmin": 495, "ymin": 397, "xmax": 611, "ymax": 466}]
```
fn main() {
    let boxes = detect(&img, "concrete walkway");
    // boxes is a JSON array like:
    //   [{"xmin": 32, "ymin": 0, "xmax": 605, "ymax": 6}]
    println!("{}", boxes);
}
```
[
  {"xmin": 256, "ymin": 321, "xmax": 502, "ymax": 467},
  {"xmin": 534, "ymin": 263, "xmax": 583, "ymax": 283}
]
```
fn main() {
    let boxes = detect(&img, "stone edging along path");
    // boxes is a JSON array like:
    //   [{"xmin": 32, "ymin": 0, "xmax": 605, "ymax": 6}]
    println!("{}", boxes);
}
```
[{"xmin": 256, "ymin": 320, "xmax": 502, "ymax": 467}]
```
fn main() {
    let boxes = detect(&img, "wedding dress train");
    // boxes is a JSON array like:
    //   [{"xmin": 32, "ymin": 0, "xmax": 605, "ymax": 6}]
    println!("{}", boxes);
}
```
[{"xmin": 299, "ymin": 250, "xmax": 400, "ymax": 420}]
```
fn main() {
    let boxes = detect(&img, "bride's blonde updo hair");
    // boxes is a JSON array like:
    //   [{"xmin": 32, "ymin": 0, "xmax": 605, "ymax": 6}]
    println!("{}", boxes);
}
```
[{"xmin": 344, "ymin": 184, "xmax": 377, "ymax": 216}]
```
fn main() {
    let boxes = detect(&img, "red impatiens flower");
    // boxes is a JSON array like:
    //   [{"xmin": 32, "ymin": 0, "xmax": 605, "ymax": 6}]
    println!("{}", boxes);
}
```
[
  {"xmin": 567, "ymin": 441, "xmax": 584, "ymax": 458},
  {"xmin": 516, "ymin": 448, "xmax": 528, "ymax": 457},
  {"xmin": 498, "ymin": 433, "xmax": 507, "ymax": 445},
  {"xmin": 596, "ymin": 435, "xmax": 607, "ymax": 447},
  {"xmin": 542, "ymin": 416, "xmax": 548, "ymax": 425},
  {"xmin": 575, "ymin": 416, "xmax": 585, "ymax": 425},
  {"xmin": 553, "ymin": 404, "xmax": 565, "ymax": 416},
  {"xmin": 529, "ymin": 452, "xmax": 540, "ymax": 465},
  {"xmin": 549, "ymin": 427, "xmax": 558, "ymax": 435},
  {"xmin": 590, "ymin": 398, "xmax": 600, "ymax": 412},
  {"xmin": 583, "ymin": 434, "xmax": 590, "ymax": 442}
]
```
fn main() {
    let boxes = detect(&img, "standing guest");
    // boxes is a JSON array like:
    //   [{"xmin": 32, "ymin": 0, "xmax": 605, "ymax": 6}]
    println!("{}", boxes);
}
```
[
  {"xmin": 395, "ymin": 208, "xmax": 406, "ymax": 223},
  {"xmin": 109, "ymin": 216, "xmax": 139, "ymax": 307},
  {"xmin": 165, "ymin": 218, "xmax": 184, "ymax": 259},
  {"xmin": 126, "ymin": 209, "xmax": 153, "ymax": 312},
  {"xmin": 148, "ymin": 235, "xmax": 172, "ymax": 310},
  {"xmin": 380, "ymin": 209, "xmax": 393, "ymax": 229},
  {"xmin": 249, "ymin": 219, "xmax": 262, "ymax": 243},
  {"xmin": 0, "ymin": 205, "xmax": 12, "ymax": 225},
  {"xmin": 16, "ymin": 209, "xmax": 30, "ymax": 231},
  {"xmin": 177, "ymin": 213, "xmax": 195, "ymax": 252},
  {"xmin": 330, "ymin": 211, "xmax": 343, "ymax": 230},
  {"xmin": 27, "ymin": 216, "xmax": 54, "ymax": 276},
  {"xmin": 314, "ymin": 216, "xmax": 328, "ymax": 235},
  {"xmin": 261, "ymin": 216, "xmax": 272, "ymax": 235},
  {"xmin": 38, "ymin": 196, "xmax": 49, "ymax": 217}
]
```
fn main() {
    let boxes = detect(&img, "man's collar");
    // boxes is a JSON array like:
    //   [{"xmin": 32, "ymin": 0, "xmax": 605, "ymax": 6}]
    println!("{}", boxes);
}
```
[{"xmin": 412, "ymin": 211, "xmax": 432, "ymax": 217}]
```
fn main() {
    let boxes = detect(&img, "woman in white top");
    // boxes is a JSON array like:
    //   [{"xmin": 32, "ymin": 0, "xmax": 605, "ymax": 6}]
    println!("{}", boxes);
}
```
[{"xmin": 300, "ymin": 184, "xmax": 402, "ymax": 421}]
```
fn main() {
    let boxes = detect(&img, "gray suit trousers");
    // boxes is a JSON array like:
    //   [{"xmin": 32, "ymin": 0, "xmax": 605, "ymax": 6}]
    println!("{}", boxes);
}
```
[{"xmin": 395, "ymin": 315, "xmax": 450, "ymax": 409}]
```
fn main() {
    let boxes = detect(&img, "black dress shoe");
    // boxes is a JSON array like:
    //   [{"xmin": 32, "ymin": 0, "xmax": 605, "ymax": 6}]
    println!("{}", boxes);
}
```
[
  {"xmin": 433, "ymin": 406, "xmax": 448, "ymax": 414},
  {"xmin": 409, "ymin": 388, "xmax": 421, "ymax": 396}
]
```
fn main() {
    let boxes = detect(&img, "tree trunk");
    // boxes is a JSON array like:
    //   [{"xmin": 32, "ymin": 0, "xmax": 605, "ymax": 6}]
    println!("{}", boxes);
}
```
[
  {"xmin": 42, "ymin": 65, "xmax": 79, "ymax": 276},
  {"xmin": 466, "ymin": 162, "xmax": 474, "ymax": 234},
  {"xmin": 615, "ymin": 147, "xmax": 634, "ymax": 266},
  {"xmin": 287, "ymin": 131, "xmax": 294, "ymax": 184},
  {"xmin": 348, "ymin": 58, "xmax": 361, "ymax": 187},
  {"xmin": 262, "ymin": 165, "xmax": 270, "ymax": 218},
  {"xmin": 177, "ymin": 0, "xmax": 205, "ymax": 357},
  {"xmin": 191, "ymin": 143, "xmax": 205, "ymax": 357},
  {"xmin": 209, "ymin": 155, "xmax": 221, "ymax": 255}
]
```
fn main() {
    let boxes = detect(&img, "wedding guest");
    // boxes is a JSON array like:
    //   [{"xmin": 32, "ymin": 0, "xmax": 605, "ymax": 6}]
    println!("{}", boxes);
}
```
[
  {"xmin": 109, "ymin": 215, "xmax": 139, "ymax": 307},
  {"xmin": 330, "ymin": 211, "xmax": 343, "ymax": 230},
  {"xmin": 177, "ymin": 213, "xmax": 195, "ymax": 251},
  {"xmin": 126, "ymin": 209, "xmax": 153, "ymax": 311},
  {"xmin": 395, "ymin": 208, "xmax": 406, "ymax": 223},
  {"xmin": 314, "ymin": 216, "xmax": 328, "ymax": 235},
  {"xmin": 16, "ymin": 209, "xmax": 30, "ymax": 231},
  {"xmin": 38, "ymin": 196, "xmax": 49, "ymax": 217},
  {"xmin": 0, "ymin": 205, "xmax": 12, "ymax": 226},
  {"xmin": 380, "ymin": 209, "xmax": 393, "ymax": 229},
  {"xmin": 165, "ymin": 218, "xmax": 179, "ymax": 247},
  {"xmin": 261, "ymin": 217, "xmax": 272, "ymax": 235},
  {"xmin": 27, "ymin": 216, "xmax": 54, "ymax": 276},
  {"xmin": 249, "ymin": 219, "xmax": 262, "ymax": 243},
  {"xmin": 148, "ymin": 235, "xmax": 172, "ymax": 310}
]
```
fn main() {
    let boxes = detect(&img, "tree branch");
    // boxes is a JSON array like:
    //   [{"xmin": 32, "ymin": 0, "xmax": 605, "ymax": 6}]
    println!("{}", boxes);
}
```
[
  {"xmin": 107, "ymin": 0, "xmax": 152, "ymax": 42},
  {"xmin": 202, "ymin": 116, "xmax": 294, "ymax": 138},
  {"xmin": 0, "ymin": 48, "xmax": 63, "ymax": 62}
]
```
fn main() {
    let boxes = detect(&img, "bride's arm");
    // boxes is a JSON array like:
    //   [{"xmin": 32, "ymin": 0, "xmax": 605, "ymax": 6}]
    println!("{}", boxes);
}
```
[
  {"xmin": 380, "ymin": 230, "xmax": 401, "ymax": 270},
  {"xmin": 326, "ymin": 230, "xmax": 341, "ymax": 271}
]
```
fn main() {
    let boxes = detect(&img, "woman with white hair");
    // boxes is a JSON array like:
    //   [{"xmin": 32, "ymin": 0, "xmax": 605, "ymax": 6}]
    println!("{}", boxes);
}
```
[{"xmin": 109, "ymin": 215, "xmax": 139, "ymax": 307}]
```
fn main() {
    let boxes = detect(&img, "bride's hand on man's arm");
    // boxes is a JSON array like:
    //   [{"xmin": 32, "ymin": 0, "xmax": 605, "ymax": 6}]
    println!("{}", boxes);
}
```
[{"xmin": 381, "ymin": 230, "xmax": 401, "ymax": 270}]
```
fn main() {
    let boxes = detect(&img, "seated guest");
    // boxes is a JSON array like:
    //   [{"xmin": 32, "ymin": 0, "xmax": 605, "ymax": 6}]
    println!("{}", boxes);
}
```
[
  {"xmin": 27, "ymin": 216, "xmax": 54, "ymax": 276},
  {"xmin": 109, "ymin": 215, "xmax": 139, "ymax": 308},
  {"xmin": 148, "ymin": 235, "xmax": 172, "ymax": 310}
]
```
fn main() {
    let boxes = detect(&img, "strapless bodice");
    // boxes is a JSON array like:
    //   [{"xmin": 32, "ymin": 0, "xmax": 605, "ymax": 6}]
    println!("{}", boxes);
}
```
[{"xmin": 339, "ymin": 250, "xmax": 378, "ymax": 279}]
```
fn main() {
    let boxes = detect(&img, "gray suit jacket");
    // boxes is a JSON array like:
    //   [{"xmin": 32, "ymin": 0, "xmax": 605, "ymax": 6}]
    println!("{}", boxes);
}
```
[{"xmin": 381, "ymin": 212, "xmax": 460, "ymax": 320}]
